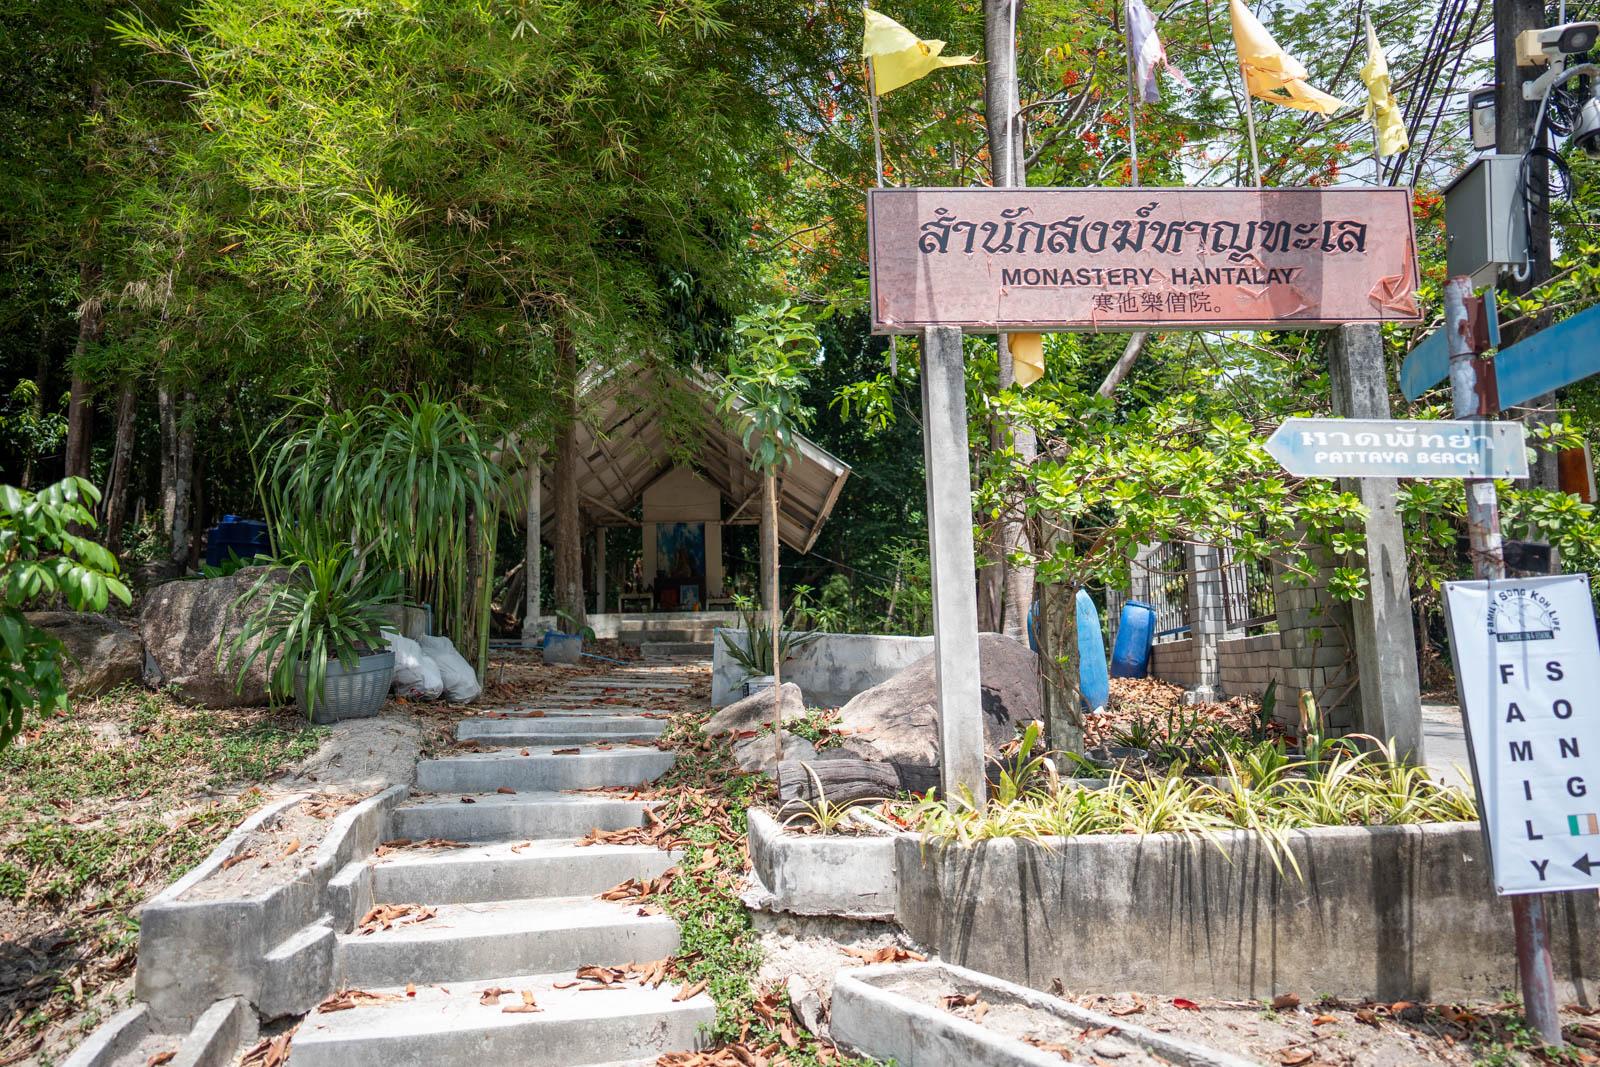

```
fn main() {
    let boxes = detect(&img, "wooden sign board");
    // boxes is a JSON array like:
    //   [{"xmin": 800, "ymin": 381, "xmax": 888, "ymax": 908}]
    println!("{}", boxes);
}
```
[{"xmin": 867, "ymin": 187, "xmax": 1423, "ymax": 334}]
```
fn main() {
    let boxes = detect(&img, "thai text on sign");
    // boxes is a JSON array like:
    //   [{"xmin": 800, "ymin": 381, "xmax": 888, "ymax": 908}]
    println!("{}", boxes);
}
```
[
  {"xmin": 1265, "ymin": 418, "xmax": 1528, "ymax": 480},
  {"xmin": 1444, "ymin": 575, "xmax": 1600, "ymax": 895},
  {"xmin": 867, "ymin": 187, "xmax": 1423, "ymax": 333}
]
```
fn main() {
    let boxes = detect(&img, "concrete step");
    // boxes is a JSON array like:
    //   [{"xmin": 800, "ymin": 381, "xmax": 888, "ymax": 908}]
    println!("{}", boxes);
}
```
[
  {"xmin": 415, "ymin": 748, "xmax": 675, "ymax": 794},
  {"xmin": 493, "ymin": 705, "xmax": 664, "ymax": 716},
  {"xmin": 458, "ymin": 717, "xmax": 665, "ymax": 745},
  {"xmin": 288, "ymin": 969, "xmax": 713, "ymax": 1067},
  {"xmin": 336, "ymin": 896, "xmax": 680, "ymax": 987},
  {"xmin": 638, "ymin": 641, "xmax": 714, "ymax": 659},
  {"xmin": 390, "ymin": 792, "xmax": 655, "ymax": 843},
  {"xmin": 464, "ymin": 716, "xmax": 662, "ymax": 742},
  {"xmin": 561, "ymin": 679, "xmax": 690, "ymax": 691},
  {"xmin": 370, "ymin": 840, "xmax": 677, "ymax": 905}
]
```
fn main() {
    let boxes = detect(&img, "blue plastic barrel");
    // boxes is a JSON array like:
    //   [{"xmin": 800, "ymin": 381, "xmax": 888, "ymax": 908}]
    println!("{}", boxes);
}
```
[
  {"xmin": 1026, "ymin": 594, "xmax": 1112, "ymax": 713},
  {"xmin": 204, "ymin": 516, "xmax": 271, "ymax": 567},
  {"xmin": 1110, "ymin": 601, "xmax": 1157, "ymax": 679},
  {"xmin": 1076, "ymin": 590, "xmax": 1111, "ymax": 713}
]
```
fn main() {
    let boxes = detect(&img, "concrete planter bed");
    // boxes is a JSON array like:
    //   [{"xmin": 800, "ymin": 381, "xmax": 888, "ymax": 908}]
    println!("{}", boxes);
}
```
[
  {"xmin": 832, "ymin": 960, "xmax": 1257, "ymax": 1067},
  {"xmin": 745, "ymin": 807, "xmax": 898, "ymax": 919},
  {"xmin": 894, "ymin": 822, "xmax": 1600, "ymax": 1002}
]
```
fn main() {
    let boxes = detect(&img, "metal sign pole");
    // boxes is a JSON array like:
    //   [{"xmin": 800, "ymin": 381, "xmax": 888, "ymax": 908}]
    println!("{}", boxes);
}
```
[{"xmin": 1445, "ymin": 274, "xmax": 1563, "ymax": 1047}]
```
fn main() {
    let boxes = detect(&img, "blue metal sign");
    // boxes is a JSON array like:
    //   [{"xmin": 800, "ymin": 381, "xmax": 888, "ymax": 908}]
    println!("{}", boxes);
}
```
[
  {"xmin": 1494, "ymin": 303, "xmax": 1600, "ymax": 411},
  {"xmin": 1265, "ymin": 417, "xmax": 1529, "ymax": 479}
]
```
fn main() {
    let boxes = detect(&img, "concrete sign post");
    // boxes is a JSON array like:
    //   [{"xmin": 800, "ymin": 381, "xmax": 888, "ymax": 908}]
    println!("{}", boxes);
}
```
[
  {"xmin": 1264, "ymin": 417, "xmax": 1529, "ymax": 480},
  {"xmin": 920, "ymin": 326, "xmax": 986, "ymax": 806},
  {"xmin": 1445, "ymin": 574, "xmax": 1600, "ymax": 894},
  {"xmin": 867, "ymin": 187, "xmax": 1422, "ymax": 333}
]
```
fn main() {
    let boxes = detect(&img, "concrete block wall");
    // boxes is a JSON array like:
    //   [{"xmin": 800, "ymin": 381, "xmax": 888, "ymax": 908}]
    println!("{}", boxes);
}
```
[
  {"xmin": 1271, "ymin": 554, "xmax": 1359, "ymax": 729},
  {"xmin": 1215, "ymin": 633, "xmax": 1280, "ymax": 697},
  {"xmin": 1149, "ymin": 637, "xmax": 1198, "ymax": 689}
]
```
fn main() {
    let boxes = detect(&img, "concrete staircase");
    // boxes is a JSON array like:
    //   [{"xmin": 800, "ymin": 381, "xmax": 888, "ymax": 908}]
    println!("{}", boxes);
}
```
[{"xmin": 289, "ymin": 668, "xmax": 712, "ymax": 1067}]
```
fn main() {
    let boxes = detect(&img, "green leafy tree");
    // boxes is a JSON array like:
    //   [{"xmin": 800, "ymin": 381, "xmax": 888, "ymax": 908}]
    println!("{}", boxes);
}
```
[
  {"xmin": 720, "ymin": 302, "xmax": 818, "ymax": 761},
  {"xmin": 0, "ymin": 477, "xmax": 131, "ymax": 751}
]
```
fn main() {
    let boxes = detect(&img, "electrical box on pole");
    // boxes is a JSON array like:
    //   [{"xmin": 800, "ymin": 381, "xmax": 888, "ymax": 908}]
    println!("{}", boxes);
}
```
[{"xmin": 1443, "ymin": 155, "xmax": 1530, "ymax": 287}]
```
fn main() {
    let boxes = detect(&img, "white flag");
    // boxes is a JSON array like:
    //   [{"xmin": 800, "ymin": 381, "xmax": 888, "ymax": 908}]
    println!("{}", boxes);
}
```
[{"xmin": 1126, "ymin": 0, "xmax": 1192, "ymax": 103}]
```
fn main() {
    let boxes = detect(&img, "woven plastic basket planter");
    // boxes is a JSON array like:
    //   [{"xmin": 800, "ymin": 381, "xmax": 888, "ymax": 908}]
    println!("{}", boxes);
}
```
[{"xmin": 295, "ymin": 651, "xmax": 395, "ymax": 724}]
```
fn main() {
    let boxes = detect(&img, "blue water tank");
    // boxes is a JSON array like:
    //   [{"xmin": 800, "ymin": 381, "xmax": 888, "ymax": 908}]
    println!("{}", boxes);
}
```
[
  {"xmin": 204, "ymin": 515, "xmax": 271, "ymax": 567},
  {"xmin": 1111, "ymin": 601, "xmax": 1157, "ymax": 679}
]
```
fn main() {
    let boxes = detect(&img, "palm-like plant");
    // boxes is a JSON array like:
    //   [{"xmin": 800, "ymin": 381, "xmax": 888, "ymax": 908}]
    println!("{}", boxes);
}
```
[
  {"xmin": 255, "ymin": 392, "xmax": 510, "ymax": 673},
  {"xmin": 228, "ymin": 534, "xmax": 399, "ymax": 718}
]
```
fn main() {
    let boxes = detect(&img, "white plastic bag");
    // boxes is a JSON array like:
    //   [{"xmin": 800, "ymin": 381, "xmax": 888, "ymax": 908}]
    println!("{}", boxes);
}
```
[
  {"xmin": 418, "ymin": 634, "xmax": 482, "ymax": 703},
  {"xmin": 383, "ymin": 629, "xmax": 444, "ymax": 700}
]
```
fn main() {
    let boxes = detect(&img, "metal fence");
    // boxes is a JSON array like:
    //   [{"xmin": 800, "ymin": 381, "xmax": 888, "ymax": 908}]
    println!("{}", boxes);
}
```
[
  {"xmin": 1220, "ymin": 549, "xmax": 1277, "ymax": 633},
  {"xmin": 1136, "ymin": 542, "xmax": 1191, "ymax": 640}
]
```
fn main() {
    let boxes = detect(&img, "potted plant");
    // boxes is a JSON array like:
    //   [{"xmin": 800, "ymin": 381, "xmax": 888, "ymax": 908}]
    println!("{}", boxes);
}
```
[
  {"xmin": 717, "ymin": 596, "xmax": 817, "ymax": 698},
  {"xmin": 228, "ymin": 536, "xmax": 399, "ymax": 723}
]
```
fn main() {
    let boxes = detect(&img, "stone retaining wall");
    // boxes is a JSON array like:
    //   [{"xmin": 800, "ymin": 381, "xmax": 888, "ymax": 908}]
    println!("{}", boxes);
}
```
[{"xmin": 712, "ymin": 631, "xmax": 933, "ymax": 708}]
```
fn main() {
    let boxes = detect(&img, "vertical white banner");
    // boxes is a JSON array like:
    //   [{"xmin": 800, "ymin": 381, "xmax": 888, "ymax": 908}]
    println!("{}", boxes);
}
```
[{"xmin": 1445, "ymin": 574, "xmax": 1600, "ymax": 894}]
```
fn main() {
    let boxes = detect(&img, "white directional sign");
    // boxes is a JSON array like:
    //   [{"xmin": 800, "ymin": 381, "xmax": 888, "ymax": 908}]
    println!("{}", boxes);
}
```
[
  {"xmin": 1265, "ymin": 417, "xmax": 1529, "ymax": 480},
  {"xmin": 1445, "ymin": 575, "xmax": 1600, "ymax": 895}
]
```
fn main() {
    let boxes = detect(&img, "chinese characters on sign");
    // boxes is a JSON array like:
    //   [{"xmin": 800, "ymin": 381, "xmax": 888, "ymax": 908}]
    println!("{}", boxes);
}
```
[
  {"xmin": 866, "ymin": 187, "xmax": 1423, "ymax": 333},
  {"xmin": 1444, "ymin": 575, "xmax": 1600, "ymax": 895}
]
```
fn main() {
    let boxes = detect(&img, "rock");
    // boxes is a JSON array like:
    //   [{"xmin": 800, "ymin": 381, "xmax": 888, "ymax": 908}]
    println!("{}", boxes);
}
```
[
  {"xmin": 830, "ymin": 632, "xmax": 1040, "ymax": 774},
  {"xmin": 140, "ymin": 567, "xmax": 288, "ymax": 707},
  {"xmin": 24, "ymin": 611, "xmax": 142, "ymax": 697},
  {"xmin": 785, "ymin": 974, "xmax": 829, "ymax": 1039},
  {"xmin": 706, "ymin": 682, "xmax": 805, "ymax": 738},
  {"xmin": 732, "ymin": 729, "xmax": 817, "ymax": 779}
]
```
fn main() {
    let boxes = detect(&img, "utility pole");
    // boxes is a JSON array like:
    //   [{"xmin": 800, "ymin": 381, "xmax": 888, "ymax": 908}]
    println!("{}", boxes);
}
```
[
  {"xmin": 1495, "ymin": 0, "xmax": 1558, "ymax": 489},
  {"xmin": 982, "ymin": 0, "xmax": 1036, "ymax": 639},
  {"xmin": 1446, "ymin": 275, "xmax": 1563, "ymax": 1048}
]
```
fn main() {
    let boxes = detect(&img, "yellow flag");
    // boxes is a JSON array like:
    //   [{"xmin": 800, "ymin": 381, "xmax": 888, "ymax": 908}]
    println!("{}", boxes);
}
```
[
  {"xmin": 1009, "ymin": 333, "xmax": 1045, "ymax": 388},
  {"xmin": 1361, "ymin": 15, "xmax": 1409, "ymax": 156},
  {"xmin": 862, "ymin": 7, "xmax": 978, "ymax": 95},
  {"xmin": 1228, "ymin": 0, "xmax": 1346, "ymax": 115}
]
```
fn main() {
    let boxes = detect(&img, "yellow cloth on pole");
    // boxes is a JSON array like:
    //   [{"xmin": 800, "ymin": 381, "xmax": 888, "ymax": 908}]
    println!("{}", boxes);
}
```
[
  {"xmin": 862, "ymin": 7, "xmax": 978, "ymax": 95},
  {"xmin": 1228, "ymin": 0, "xmax": 1346, "ymax": 115},
  {"xmin": 1009, "ymin": 333, "xmax": 1045, "ymax": 388},
  {"xmin": 1361, "ymin": 15, "xmax": 1410, "ymax": 156}
]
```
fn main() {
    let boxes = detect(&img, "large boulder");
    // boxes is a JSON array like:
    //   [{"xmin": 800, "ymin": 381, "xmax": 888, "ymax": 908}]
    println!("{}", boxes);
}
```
[
  {"xmin": 141, "ymin": 567, "xmax": 288, "ymax": 707},
  {"xmin": 25, "ymin": 611, "xmax": 142, "ymax": 697},
  {"xmin": 827, "ymin": 632, "xmax": 1040, "ymax": 773},
  {"xmin": 732, "ymin": 729, "xmax": 818, "ymax": 779},
  {"xmin": 705, "ymin": 682, "xmax": 805, "ymax": 739}
]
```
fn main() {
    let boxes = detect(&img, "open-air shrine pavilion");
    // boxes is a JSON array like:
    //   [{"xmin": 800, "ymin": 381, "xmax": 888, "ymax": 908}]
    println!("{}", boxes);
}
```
[{"xmin": 516, "ymin": 367, "xmax": 850, "ymax": 648}]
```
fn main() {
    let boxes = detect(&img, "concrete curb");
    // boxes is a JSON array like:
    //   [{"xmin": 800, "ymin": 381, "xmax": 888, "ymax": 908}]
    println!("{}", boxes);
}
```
[
  {"xmin": 745, "ymin": 808, "xmax": 896, "ymax": 919},
  {"xmin": 171, "ymin": 997, "xmax": 258, "ymax": 1067},
  {"xmin": 831, "ymin": 962, "xmax": 1257, "ymax": 1067},
  {"xmin": 61, "ymin": 1004, "xmax": 149, "ymax": 1067},
  {"xmin": 895, "ymin": 822, "xmax": 1600, "ymax": 1001},
  {"xmin": 136, "ymin": 785, "xmax": 407, "ymax": 1027}
]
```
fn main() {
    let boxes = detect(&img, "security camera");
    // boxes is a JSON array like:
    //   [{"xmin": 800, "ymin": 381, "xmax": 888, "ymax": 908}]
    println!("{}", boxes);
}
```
[
  {"xmin": 1518, "ymin": 22, "xmax": 1600, "ymax": 65},
  {"xmin": 1573, "ymin": 84, "xmax": 1600, "ymax": 157}
]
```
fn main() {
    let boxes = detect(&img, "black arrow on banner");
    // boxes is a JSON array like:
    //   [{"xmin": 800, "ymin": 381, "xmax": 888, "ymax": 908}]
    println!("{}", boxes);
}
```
[{"xmin": 1575, "ymin": 855, "xmax": 1597, "ymax": 876}]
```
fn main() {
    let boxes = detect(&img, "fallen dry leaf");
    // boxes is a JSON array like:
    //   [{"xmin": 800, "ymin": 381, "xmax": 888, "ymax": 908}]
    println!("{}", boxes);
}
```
[
  {"xmin": 147, "ymin": 1052, "xmax": 176, "ymax": 1067},
  {"xmin": 317, "ymin": 988, "xmax": 402, "ymax": 1012},
  {"xmin": 675, "ymin": 979, "xmax": 708, "ymax": 1002},
  {"xmin": 219, "ymin": 850, "xmax": 257, "ymax": 871},
  {"xmin": 480, "ymin": 986, "xmax": 514, "ymax": 1005},
  {"xmin": 1172, "ymin": 997, "xmax": 1200, "ymax": 1011},
  {"xmin": 1311, "ymin": 1013, "xmax": 1338, "ymax": 1026},
  {"xmin": 553, "ymin": 747, "xmax": 581, "ymax": 755},
  {"xmin": 357, "ymin": 903, "xmax": 437, "ymax": 935},
  {"xmin": 1271, "ymin": 993, "xmax": 1300, "ymax": 1011},
  {"xmin": 1355, "ymin": 1008, "xmax": 1379, "ymax": 1026},
  {"xmin": 281, "ymin": 837, "xmax": 301, "ymax": 857},
  {"xmin": 502, "ymin": 990, "xmax": 542, "ymax": 1014},
  {"xmin": 1276, "ymin": 1048, "xmax": 1314, "ymax": 1066},
  {"xmin": 841, "ymin": 946, "xmax": 927, "ymax": 965},
  {"xmin": 497, "ymin": 786, "xmax": 517, "ymax": 795}
]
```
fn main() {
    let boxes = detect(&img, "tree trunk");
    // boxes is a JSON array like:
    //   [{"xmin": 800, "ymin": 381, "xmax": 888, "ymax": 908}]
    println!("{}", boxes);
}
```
[
  {"xmin": 158, "ymin": 381, "xmax": 177, "ymax": 538},
  {"xmin": 63, "ymin": 293, "xmax": 104, "ymax": 482},
  {"xmin": 189, "ymin": 445, "xmax": 206, "ymax": 569},
  {"xmin": 166, "ymin": 388, "xmax": 196, "ymax": 567},
  {"xmin": 765, "ymin": 472, "xmax": 782, "ymax": 766},
  {"xmin": 552, "ymin": 323, "xmax": 586, "ymax": 632},
  {"xmin": 983, "ymin": 0, "xmax": 1035, "ymax": 640},
  {"xmin": 103, "ymin": 378, "xmax": 138, "ymax": 547},
  {"xmin": 1038, "ymin": 579, "xmax": 1085, "ymax": 754}
]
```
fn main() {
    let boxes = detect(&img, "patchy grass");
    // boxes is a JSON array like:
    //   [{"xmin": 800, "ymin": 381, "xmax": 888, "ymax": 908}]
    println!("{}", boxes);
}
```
[
  {"xmin": 0, "ymin": 687, "xmax": 323, "ymax": 1065},
  {"xmin": 636, "ymin": 708, "xmax": 869, "ymax": 1065}
]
